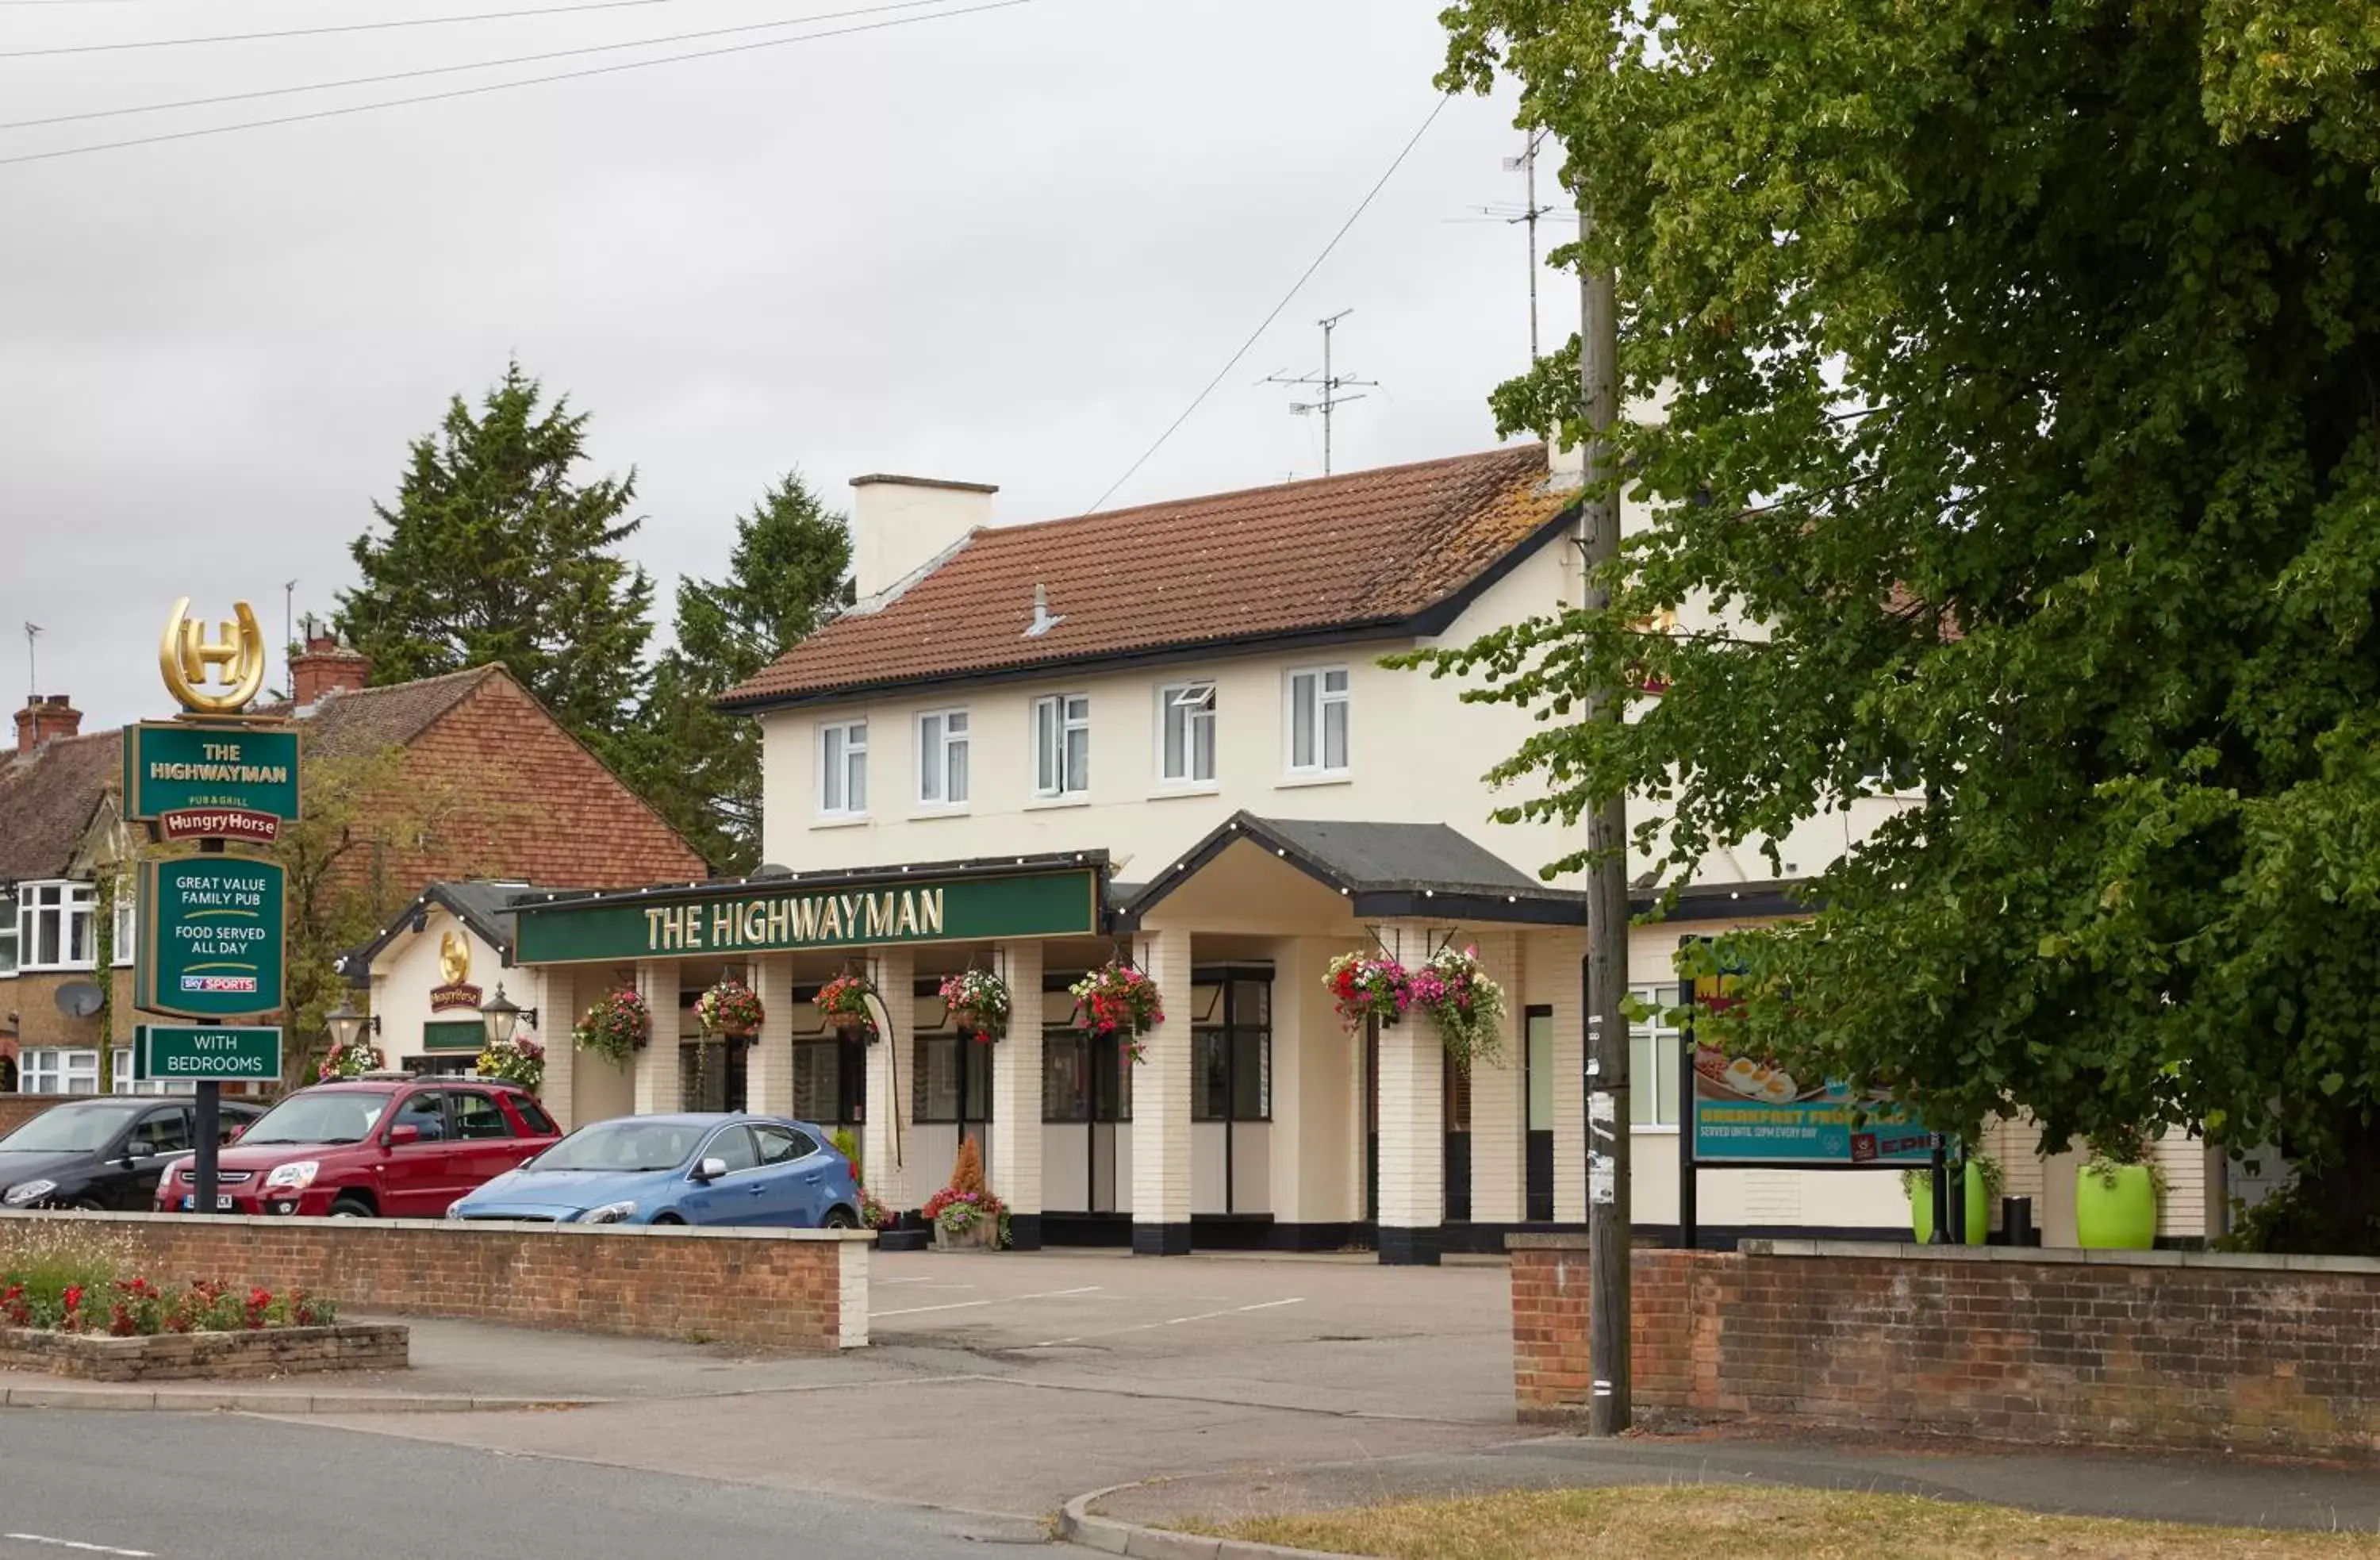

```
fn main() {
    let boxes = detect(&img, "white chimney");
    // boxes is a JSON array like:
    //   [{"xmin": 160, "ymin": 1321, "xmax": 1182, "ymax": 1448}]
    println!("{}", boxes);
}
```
[{"xmin": 849, "ymin": 474, "xmax": 998, "ymax": 601}]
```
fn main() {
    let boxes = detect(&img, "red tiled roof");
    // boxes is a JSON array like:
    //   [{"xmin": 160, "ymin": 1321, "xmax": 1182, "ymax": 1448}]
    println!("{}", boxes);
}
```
[{"xmin": 721, "ymin": 444, "xmax": 1572, "ymax": 708}]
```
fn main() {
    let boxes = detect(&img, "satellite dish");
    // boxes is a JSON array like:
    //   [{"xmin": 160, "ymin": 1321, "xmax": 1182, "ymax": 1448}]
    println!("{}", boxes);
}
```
[
  {"xmin": 752, "ymin": 863, "xmax": 793, "ymax": 881},
  {"xmin": 54, "ymin": 982, "xmax": 104, "ymax": 1019}
]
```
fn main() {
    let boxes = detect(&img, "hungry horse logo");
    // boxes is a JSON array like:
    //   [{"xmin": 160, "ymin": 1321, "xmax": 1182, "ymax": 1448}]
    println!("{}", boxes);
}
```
[{"xmin": 158, "ymin": 598, "xmax": 266, "ymax": 715}]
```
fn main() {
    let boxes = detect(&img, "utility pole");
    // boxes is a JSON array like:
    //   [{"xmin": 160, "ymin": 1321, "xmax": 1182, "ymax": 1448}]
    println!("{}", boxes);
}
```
[
  {"xmin": 1578, "ymin": 191, "xmax": 1632, "ymax": 1438},
  {"xmin": 1503, "ymin": 129, "xmax": 1552, "ymax": 363},
  {"xmin": 1262, "ymin": 309, "xmax": 1378, "ymax": 475}
]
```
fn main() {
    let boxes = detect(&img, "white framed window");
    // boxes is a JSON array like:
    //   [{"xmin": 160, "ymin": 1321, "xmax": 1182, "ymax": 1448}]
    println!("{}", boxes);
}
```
[
  {"xmin": 112, "ymin": 882, "xmax": 135, "ymax": 967},
  {"xmin": 1284, "ymin": 667, "xmax": 1350, "ymax": 775},
  {"xmin": 1157, "ymin": 682, "xmax": 1217, "ymax": 786},
  {"xmin": 1034, "ymin": 694, "xmax": 1091, "ymax": 798},
  {"xmin": 0, "ymin": 890, "xmax": 17, "ymax": 978},
  {"xmin": 1628, "ymin": 982, "xmax": 1683, "ymax": 1128},
  {"xmin": 21, "ymin": 1047, "xmax": 99, "ymax": 1096},
  {"xmin": 17, "ymin": 881, "xmax": 95, "ymax": 973},
  {"xmin": 916, "ymin": 709, "xmax": 970, "ymax": 807},
  {"xmin": 818, "ymin": 719, "xmax": 869, "ymax": 817}
]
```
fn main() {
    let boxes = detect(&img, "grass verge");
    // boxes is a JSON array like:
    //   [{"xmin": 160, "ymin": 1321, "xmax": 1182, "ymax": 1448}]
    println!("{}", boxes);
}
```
[{"xmin": 1191, "ymin": 1485, "xmax": 2380, "ymax": 1558}]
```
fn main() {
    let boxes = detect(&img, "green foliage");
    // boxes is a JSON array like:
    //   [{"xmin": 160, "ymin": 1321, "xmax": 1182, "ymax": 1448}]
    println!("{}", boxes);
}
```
[
  {"xmin": 1427, "ymin": 1, "xmax": 2380, "ymax": 1250},
  {"xmin": 619, "ymin": 472, "xmax": 851, "ymax": 874},
  {"xmin": 335, "ymin": 361, "xmax": 655, "ymax": 749}
]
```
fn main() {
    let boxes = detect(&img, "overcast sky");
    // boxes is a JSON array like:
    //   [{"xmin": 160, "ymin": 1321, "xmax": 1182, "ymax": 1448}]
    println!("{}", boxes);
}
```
[{"xmin": 2, "ymin": 0, "xmax": 1571, "ymax": 730}]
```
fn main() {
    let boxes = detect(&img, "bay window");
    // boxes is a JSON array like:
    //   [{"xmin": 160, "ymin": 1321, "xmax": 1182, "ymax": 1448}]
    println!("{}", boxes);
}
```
[
  {"xmin": 916, "ymin": 708, "xmax": 970, "ymax": 807},
  {"xmin": 1158, "ymin": 682, "xmax": 1217, "ymax": 786},
  {"xmin": 1033, "ymin": 694, "xmax": 1090, "ymax": 798},
  {"xmin": 1285, "ymin": 667, "xmax": 1349, "ymax": 775},
  {"xmin": 818, "ymin": 718, "xmax": 869, "ymax": 817},
  {"xmin": 18, "ymin": 882, "xmax": 94, "ymax": 972}
]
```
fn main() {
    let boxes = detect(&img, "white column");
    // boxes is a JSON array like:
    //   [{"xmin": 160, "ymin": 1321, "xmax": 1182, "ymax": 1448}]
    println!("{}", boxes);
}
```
[
  {"xmin": 988, "ymin": 942, "xmax": 1046, "ymax": 1247},
  {"xmin": 1376, "ymin": 924, "xmax": 1446, "ymax": 1264},
  {"xmin": 535, "ymin": 965, "xmax": 576, "ymax": 1132},
  {"xmin": 749, "ymin": 956, "xmax": 796, "ymax": 1119},
  {"xmin": 1130, "ymin": 931, "xmax": 1194, "ymax": 1255},
  {"xmin": 861, "ymin": 947, "xmax": 916, "ymax": 1212},
  {"xmin": 1467, "ymin": 932, "xmax": 1527, "ymax": 1226},
  {"xmin": 1553, "ymin": 932, "xmax": 1587, "ymax": 1224},
  {"xmin": 633, "ymin": 959, "xmax": 681, "ymax": 1116}
]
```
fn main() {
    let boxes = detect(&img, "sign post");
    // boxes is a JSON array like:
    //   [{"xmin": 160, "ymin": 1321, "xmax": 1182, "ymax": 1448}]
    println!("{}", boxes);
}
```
[{"xmin": 128, "ymin": 598, "xmax": 293, "ymax": 1218}]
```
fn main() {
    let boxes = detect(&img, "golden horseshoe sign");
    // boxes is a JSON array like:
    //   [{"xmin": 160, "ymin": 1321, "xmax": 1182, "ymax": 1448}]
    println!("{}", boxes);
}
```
[{"xmin": 158, "ymin": 597, "xmax": 267, "ymax": 715}]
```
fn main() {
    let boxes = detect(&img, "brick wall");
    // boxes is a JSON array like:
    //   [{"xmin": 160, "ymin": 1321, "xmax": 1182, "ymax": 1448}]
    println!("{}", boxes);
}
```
[
  {"xmin": 1, "ymin": 1211, "xmax": 873, "ymax": 1351},
  {"xmin": 1514, "ymin": 1235, "xmax": 2380, "ymax": 1460},
  {"xmin": 0, "ymin": 1095, "xmax": 56, "ymax": 1135},
  {"xmin": 1, "ymin": 1323, "xmax": 407, "ymax": 1382}
]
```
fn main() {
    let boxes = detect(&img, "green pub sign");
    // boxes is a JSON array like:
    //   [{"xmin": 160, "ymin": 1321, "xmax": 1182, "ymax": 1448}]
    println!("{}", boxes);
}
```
[
  {"xmin": 515, "ymin": 868, "xmax": 1104, "ymax": 965},
  {"xmin": 135, "ymin": 1024, "xmax": 282, "ymax": 1082},
  {"xmin": 137, "ymin": 857, "xmax": 286, "ymax": 1020},
  {"xmin": 122, "ymin": 722, "xmax": 300, "ymax": 843}
]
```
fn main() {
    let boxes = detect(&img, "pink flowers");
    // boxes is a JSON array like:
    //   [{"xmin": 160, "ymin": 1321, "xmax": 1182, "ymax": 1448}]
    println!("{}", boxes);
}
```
[
  {"xmin": 1325, "ymin": 952, "xmax": 1413, "ymax": 1030},
  {"xmin": 1069, "ymin": 963, "xmax": 1164, "ymax": 1062}
]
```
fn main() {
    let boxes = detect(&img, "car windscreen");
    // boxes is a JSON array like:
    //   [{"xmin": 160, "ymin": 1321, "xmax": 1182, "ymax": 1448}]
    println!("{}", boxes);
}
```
[
  {"xmin": 238, "ymin": 1090, "xmax": 393, "ymax": 1145},
  {"xmin": 0, "ymin": 1105, "xmax": 136, "ymax": 1155},
  {"xmin": 531, "ymin": 1120, "xmax": 704, "ymax": 1173}
]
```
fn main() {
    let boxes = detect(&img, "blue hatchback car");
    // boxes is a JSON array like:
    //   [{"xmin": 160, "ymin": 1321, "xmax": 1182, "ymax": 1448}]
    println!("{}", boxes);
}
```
[{"xmin": 446, "ymin": 1113, "xmax": 862, "ymax": 1228}]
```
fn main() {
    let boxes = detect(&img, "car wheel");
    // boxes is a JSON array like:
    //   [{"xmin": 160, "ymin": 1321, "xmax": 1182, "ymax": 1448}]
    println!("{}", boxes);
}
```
[
  {"xmin": 650, "ymin": 1212, "xmax": 685, "ymax": 1225},
  {"xmin": 328, "ymin": 1195, "xmax": 374, "ymax": 1218},
  {"xmin": 68, "ymin": 1196, "xmax": 104, "ymax": 1212},
  {"xmin": 823, "ymin": 1206, "xmax": 858, "ymax": 1230}
]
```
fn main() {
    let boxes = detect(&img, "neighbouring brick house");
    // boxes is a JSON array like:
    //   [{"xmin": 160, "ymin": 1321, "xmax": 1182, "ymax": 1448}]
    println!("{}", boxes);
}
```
[{"xmin": 0, "ymin": 636, "xmax": 704, "ymax": 1098}]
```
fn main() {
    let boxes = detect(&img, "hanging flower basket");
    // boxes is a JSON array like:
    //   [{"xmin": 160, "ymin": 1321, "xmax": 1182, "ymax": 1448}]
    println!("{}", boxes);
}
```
[
  {"xmin": 695, "ymin": 978, "xmax": 765, "ymax": 1039},
  {"xmin": 1324, "ymin": 951, "xmax": 1413, "ymax": 1032},
  {"xmin": 574, "ymin": 986, "xmax": 651, "ymax": 1066},
  {"xmin": 1069, "ymin": 962, "xmax": 1163, "ymax": 1066},
  {"xmin": 939, "ymin": 969, "xmax": 1012, "ymax": 1043},
  {"xmin": 317, "ymin": 1038, "xmax": 385, "ymax": 1082},
  {"xmin": 477, "ymin": 1033, "xmax": 545, "ymax": 1093},
  {"xmin": 1408, "ymin": 945, "xmax": 1507, "ymax": 1072},
  {"xmin": 816, "ymin": 974, "xmax": 877, "ymax": 1039}
]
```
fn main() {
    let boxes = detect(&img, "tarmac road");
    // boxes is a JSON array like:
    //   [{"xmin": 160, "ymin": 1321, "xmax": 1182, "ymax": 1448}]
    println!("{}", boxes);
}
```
[{"xmin": 0, "ymin": 1409, "xmax": 1042, "ymax": 1560}]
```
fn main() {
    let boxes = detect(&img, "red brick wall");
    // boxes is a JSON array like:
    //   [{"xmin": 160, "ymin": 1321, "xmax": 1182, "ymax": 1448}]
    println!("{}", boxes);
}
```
[
  {"xmin": 0, "ymin": 1095, "xmax": 56, "ymax": 1135},
  {"xmin": 0, "ymin": 1211, "xmax": 863, "ymax": 1352},
  {"xmin": 1513, "ymin": 1236, "xmax": 2380, "ymax": 1461}
]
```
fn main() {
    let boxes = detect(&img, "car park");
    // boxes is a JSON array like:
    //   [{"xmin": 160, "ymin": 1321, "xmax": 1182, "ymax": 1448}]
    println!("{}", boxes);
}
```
[
  {"xmin": 155, "ymin": 1075, "xmax": 561, "ymax": 1217},
  {"xmin": 0, "ymin": 1097, "xmax": 265, "ymax": 1211},
  {"xmin": 446, "ymin": 1112, "xmax": 861, "ymax": 1227}
]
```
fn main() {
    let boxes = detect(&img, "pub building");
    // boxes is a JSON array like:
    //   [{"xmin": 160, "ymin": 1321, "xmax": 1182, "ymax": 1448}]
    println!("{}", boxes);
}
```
[{"xmin": 368, "ymin": 445, "xmax": 1929, "ymax": 1258}]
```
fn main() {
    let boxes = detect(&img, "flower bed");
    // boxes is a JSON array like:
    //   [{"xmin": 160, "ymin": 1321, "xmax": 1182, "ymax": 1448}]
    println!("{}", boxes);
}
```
[{"xmin": 0, "ymin": 1320, "xmax": 406, "ymax": 1382}]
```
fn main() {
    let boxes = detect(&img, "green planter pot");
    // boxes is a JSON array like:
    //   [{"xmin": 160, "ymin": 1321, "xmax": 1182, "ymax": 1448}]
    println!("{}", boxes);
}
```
[
  {"xmin": 2075, "ymin": 1162, "xmax": 2159, "ymax": 1250},
  {"xmin": 1907, "ymin": 1166, "xmax": 1990, "ymax": 1246}
]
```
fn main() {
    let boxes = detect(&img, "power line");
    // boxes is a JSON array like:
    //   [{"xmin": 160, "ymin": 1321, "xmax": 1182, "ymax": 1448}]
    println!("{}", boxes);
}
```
[
  {"xmin": 0, "ymin": 0, "xmax": 958, "ymax": 130},
  {"xmin": 1083, "ymin": 92, "xmax": 1450, "ymax": 514},
  {"xmin": 0, "ymin": 0, "xmax": 1029, "ymax": 168},
  {"xmin": 0, "ymin": 0, "xmax": 824, "ymax": 56}
]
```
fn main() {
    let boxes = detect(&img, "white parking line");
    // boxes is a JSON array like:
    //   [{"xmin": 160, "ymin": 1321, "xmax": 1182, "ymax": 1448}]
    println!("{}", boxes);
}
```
[
  {"xmin": 870, "ymin": 1284, "xmax": 1103, "ymax": 1319},
  {"xmin": 1027, "ymin": 1295, "xmax": 1304, "ymax": 1348},
  {"xmin": 6, "ymin": 1535, "xmax": 156, "ymax": 1558}
]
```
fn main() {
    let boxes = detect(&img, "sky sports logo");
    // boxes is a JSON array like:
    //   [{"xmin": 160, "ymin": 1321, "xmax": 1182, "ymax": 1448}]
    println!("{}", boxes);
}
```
[{"xmin": 179, "ymin": 975, "xmax": 259, "ymax": 993}]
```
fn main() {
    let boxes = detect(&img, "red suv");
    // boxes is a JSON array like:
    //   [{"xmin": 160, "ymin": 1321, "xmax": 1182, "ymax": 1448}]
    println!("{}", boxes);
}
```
[{"xmin": 155, "ymin": 1077, "xmax": 562, "ymax": 1218}]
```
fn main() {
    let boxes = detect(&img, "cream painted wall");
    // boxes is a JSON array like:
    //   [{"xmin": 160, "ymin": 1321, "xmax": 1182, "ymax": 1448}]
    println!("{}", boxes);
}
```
[{"xmin": 367, "ymin": 909, "xmax": 508, "ymax": 1068}]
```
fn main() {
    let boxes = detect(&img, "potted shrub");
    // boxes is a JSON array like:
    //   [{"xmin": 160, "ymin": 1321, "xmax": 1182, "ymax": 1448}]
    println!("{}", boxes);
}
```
[
  {"xmin": 695, "ymin": 978, "xmax": 765, "ymax": 1041},
  {"xmin": 1324, "ymin": 951, "xmax": 1412, "ymax": 1032},
  {"xmin": 922, "ymin": 1139, "xmax": 1007, "ymax": 1251},
  {"xmin": 816, "ymin": 974, "xmax": 877, "ymax": 1039},
  {"xmin": 476, "ymin": 1033, "xmax": 545, "ymax": 1093},
  {"xmin": 1407, "ymin": 945, "xmax": 1507, "ymax": 1071},
  {"xmin": 1902, "ymin": 1151, "xmax": 2003, "ymax": 1245},
  {"xmin": 939, "ymin": 969, "xmax": 1012, "ymax": 1042},
  {"xmin": 573, "ymin": 986, "xmax": 651, "ymax": 1066},
  {"xmin": 2077, "ymin": 1124, "xmax": 2164, "ymax": 1250},
  {"xmin": 1069, "ymin": 961, "xmax": 1164, "ymax": 1064}
]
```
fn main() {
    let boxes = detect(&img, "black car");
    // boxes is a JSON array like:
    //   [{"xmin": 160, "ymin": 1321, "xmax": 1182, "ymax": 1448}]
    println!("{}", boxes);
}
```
[{"xmin": 0, "ymin": 1097, "xmax": 265, "ymax": 1211}]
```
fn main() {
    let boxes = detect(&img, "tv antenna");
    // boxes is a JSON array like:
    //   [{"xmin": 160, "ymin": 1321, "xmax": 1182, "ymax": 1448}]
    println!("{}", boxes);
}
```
[
  {"xmin": 23, "ymin": 622, "xmax": 40, "ymax": 697},
  {"xmin": 1261, "ymin": 309, "xmax": 1376, "ymax": 476},
  {"xmin": 1502, "ymin": 129, "xmax": 1557, "ymax": 363}
]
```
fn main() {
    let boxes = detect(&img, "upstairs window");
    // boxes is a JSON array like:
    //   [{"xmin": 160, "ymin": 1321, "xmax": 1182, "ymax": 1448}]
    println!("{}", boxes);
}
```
[
  {"xmin": 1285, "ymin": 667, "xmax": 1350, "ymax": 775},
  {"xmin": 1034, "ymin": 694, "xmax": 1090, "ymax": 798},
  {"xmin": 0, "ymin": 890, "xmax": 16, "ymax": 977},
  {"xmin": 112, "ymin": 882, "xmax": 135, "ymax": 967},
  {"xmin": 1158, "ymin": 682, "xmax": 1217, "ymax": 786},
  {"xmin": 818, "ymin": 719, "xmax": 869, "ymax": 817},
  {"xmin": 18, "ymin": 882, "xmax": 94, "ymax": 972},
  {"xmin": 917, "ymin": 709, "xmax": 970, "ymax": 807}
]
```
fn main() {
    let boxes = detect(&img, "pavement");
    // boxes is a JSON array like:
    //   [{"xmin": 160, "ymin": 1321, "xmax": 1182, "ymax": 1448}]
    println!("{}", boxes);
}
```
[{"xmin": 6, "ymin": 1247, "xmax": 2376, "ymax": 1554}]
